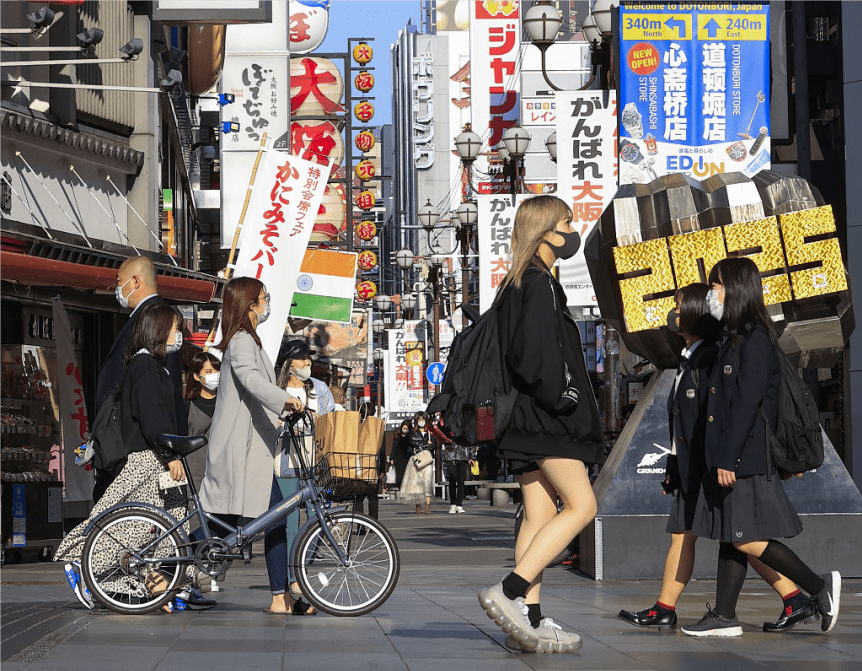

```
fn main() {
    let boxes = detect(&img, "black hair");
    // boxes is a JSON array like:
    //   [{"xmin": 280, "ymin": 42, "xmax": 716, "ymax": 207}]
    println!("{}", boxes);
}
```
[
  {"xmin": 185, "ymin": 351, "xmax": 221, "ymax": 400},
  {"xmin": 712, "ymin": 257, "xmax": 779, "ymax": 347},
  {"xmin": 675, "ymin": 282, "xmax": 719, "ymax": 342},
  {"xmin": 124, "ymin": 303, "xmax": 182, "ymax": 366}
]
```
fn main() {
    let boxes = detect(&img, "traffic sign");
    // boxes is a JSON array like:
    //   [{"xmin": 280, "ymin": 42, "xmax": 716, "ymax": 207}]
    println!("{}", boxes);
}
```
[
  {"xmin": 697, "ymin": 14, "xmax": 767, "ymax": 41},
  {"xmin": 426, "ymin": 362, "xmax": 445, "ymax": 386},
  {"xmin": 622, "ymin": 14, "xmax": 692, "ymax": 41}
]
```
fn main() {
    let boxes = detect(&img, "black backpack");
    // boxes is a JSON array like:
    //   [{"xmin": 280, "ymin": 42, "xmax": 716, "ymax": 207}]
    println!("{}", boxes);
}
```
[
  {"xmin": 738, "ymin": 341, "xmax": 824, "ymax": 475},
  {"xmin": 426, "ymin": 287, "xmax": 517, "ymax": 445},
  {"xmin": 89, "ymin": 385, "xmax": 131, "ymax": 471}
]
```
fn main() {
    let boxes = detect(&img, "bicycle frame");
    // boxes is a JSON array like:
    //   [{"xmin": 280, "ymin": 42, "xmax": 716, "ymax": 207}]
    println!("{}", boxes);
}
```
[{"xmin": 83, "ymin": 412, "xmax": 351, "ymax": 574}]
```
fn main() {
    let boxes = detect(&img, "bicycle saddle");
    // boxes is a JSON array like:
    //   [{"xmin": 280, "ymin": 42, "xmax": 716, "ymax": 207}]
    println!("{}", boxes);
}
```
[{"xmin": 156, "ymin": 434, "xmax": 208, "ymax": 456}]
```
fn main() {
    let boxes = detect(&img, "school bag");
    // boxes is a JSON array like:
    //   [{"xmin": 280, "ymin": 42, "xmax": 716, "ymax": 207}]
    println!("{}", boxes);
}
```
[
  {"xmin": 426, "ymin": 286, "xmax": 517, "ymax": 445},
  {"xmin": 736, "ymin": 339, "xmax": 824, "ymax": 475}
]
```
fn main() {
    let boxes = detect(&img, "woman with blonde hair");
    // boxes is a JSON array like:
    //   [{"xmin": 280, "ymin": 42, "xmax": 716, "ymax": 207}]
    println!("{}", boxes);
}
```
[{"xmin": 477, "ymin": 195, "xmax": 603, "ymax": 653}]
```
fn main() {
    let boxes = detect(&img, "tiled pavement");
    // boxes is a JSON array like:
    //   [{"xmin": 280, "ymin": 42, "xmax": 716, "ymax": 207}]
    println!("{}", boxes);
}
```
[{"xmin": 2, "ymin": 498, "xmax": 859, "ymax": 670}]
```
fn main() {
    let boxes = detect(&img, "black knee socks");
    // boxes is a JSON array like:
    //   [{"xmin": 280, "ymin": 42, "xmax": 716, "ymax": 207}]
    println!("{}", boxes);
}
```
[
  {"xmin": 757, "ymin": 540, "xmax": 825, "ymax": 596},
  {"xmin": 715, "ymin": 543, "xmax": 747, "ymax": 619},
  {"xmin": 501, "ymin": 572, "xmax": 530, "ymax": 600}
]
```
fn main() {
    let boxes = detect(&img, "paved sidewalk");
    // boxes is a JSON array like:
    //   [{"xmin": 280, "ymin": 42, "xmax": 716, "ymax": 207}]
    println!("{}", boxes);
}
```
[{"xmin": 2, "ymin": 498, "xmax": 860, "ymax": 670}]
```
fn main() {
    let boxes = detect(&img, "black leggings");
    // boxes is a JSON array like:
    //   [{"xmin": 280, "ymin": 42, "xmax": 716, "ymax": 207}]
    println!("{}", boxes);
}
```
[{"xmin": 447, "ymin": 460, "xmax": 468, "ymax": 506}]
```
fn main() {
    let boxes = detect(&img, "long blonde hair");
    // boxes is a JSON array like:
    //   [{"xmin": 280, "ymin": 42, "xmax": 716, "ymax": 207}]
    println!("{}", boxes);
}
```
[{"xmin": 501, "ymin": 195, "xmax": 572, "ymax": 290}]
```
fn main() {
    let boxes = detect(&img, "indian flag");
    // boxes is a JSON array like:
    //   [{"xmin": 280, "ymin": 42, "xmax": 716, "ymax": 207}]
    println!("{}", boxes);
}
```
[{"xmin": 289, "ymin": 249, "xmax": 358, "ymax": 324}]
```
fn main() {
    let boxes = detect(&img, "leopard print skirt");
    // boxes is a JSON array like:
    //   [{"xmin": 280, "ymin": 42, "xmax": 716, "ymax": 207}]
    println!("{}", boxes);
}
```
[{"xmin": 54, "ymin": 450, "xmax": 194, "ymax": 592}]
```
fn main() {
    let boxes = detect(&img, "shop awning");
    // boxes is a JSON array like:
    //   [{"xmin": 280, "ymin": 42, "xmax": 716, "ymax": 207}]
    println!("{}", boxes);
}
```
[{"xmin": 1, "ymin": 251, "xmax": 216, "ymax": 303}]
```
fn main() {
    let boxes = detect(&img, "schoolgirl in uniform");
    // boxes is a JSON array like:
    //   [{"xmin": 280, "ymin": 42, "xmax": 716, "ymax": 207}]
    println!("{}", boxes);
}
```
[
  {"xmin": 619, "ymin": 284, "xmax": 811, "ymax": 632},
  {"xmin": 681, "ymin": 257, "xmax": 840, "ymax": 637}
]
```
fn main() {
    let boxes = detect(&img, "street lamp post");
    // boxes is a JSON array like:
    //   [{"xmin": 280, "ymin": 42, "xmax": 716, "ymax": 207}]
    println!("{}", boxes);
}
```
[
  {"xmin": 523, "ymin": 1, "xmax": 564, "ymax": 92},
  {"xmin": 455, "ymin": 200, "xmax": 478, "ymax": 328},
  {"xmin": 454, "ymin": 124, "xmax": 482, "ymax": 198},
  {"xmin": 501, "ymin": 125, "xmax": 531, "ymax": 201},
  {"xmin": 373, "ymin": 347, "xmax": 385, "ymax": 416}
]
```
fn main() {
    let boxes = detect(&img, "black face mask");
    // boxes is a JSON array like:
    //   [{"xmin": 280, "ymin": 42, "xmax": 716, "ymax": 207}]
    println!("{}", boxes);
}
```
[
  {"xmin": 546, "ymin": 230, "xmax": 581, "ymax": 260},
  {"xmin": 667, "ymin": 309, "xmax": 681, "ymax": 333}
]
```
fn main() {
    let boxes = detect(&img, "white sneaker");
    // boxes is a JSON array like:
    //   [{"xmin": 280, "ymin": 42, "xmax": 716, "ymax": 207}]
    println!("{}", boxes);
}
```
[
  {"xmin": 505, "ymin": 618, "xmax": 582, "ymax": 653},
  {"xmin": 448, "ymin": 505, "xmax": 458, "ymax": 514},
  {"xmin": 64, "ymin": 561, "xmax": 94, "ymax": 610},
  {"xmin": 478, "ymin": 583, "xmax": 539, "ymax": 651},
  {"xmin": 456, "ymin": 506, "xmax": 466, "ymax": 514}
]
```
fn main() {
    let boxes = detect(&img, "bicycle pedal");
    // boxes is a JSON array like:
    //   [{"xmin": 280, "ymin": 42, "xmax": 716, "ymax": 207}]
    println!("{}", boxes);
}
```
[{"xmin": 241, "ymin": 546, "xmax": 253, "ymax": 564}]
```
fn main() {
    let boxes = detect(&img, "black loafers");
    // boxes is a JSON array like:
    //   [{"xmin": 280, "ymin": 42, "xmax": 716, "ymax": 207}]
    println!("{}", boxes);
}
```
[
  {"xmin": 763, "ymin": 599, "xmax": 820, "ymax": 632},
  {"xmin": 618, "ymin": 607, "xmax": 678, "ymax": 628}
]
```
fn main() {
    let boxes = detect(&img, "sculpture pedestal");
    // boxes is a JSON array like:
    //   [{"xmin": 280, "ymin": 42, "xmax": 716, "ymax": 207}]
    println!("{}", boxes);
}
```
[{"xmin": 580, "ymin": 370, "xmax": 862, "ymax": 580}]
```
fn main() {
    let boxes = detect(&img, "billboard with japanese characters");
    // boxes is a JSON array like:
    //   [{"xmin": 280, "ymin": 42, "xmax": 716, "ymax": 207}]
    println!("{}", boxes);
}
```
[
  {"xmin": 385, "ymin": 321, "xmax": 428, "ymax": 421},
  {"xmin": 470, "ymin": 0, "xmax": 521, "ymax": 180},
  {"xmin": 477, "ymin": 194, "xmax": 529, "ymax": 313},
  {"xmin": 618, "ymin": 2, "xmax": 770, "ymax": 185},
  {"xmin": 556, "ymin": 91, "xmax": 618, "ymax": 308}
]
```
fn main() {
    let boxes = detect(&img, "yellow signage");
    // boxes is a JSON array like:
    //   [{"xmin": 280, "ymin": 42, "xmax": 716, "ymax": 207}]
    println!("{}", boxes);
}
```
[
  {"xmin": 622, "ymin": 14, "xmax": 692, "ymax": 41},
  {"xmin": 697, "ymin": 14, "xmax": 767, "ymax": 41}
]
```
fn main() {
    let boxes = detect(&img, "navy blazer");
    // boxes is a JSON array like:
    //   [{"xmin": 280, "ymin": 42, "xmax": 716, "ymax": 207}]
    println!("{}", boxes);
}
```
[
  {"xmin": 703, "ymin": 324, "xmax": 780, "ymax": 476},
  {"xmin": 667, "ymin": 341, "xmax": 718, "ymax": 495},
  {"xmin": 96, "ymin": 295, "xmax": 186, "ymax": 434}
]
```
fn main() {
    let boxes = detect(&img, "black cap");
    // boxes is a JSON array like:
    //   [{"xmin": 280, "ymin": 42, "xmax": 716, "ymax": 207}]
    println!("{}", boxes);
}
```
[{"xmin": 277, "ymin": 339, "xmax": 315, "ymax": 368}]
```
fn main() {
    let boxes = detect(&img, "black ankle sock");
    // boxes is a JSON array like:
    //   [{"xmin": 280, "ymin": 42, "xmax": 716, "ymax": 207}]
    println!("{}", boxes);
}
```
[
  {"xmin": 501, "ymin": 572, "xmax": 530, "ymax": 600},
  {"xmin": 654, "ymin": 601, "xmax": 675, "ymax": 613},
  {"xmin": 526, "ymin": 603, "xmax": 542, "ymax": 628},
  {"xmin": 715, "ymin": 542, "xmax": 747, "ymax": 619},
  {"xmin": 758, "ymin": 541, "xmax": 824, "ymax": 596},
  {"xmin": 782, "ymin": 589, "xmax": 809, "ymax": 612}
]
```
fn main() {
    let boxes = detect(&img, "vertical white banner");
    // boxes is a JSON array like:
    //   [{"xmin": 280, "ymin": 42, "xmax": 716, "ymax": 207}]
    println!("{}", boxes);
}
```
[
  {"xmin": 556, "ymin": 91, "xmax": 619, "ymax": 308},
  {"xmin": 233, "ymin": 149, "xmax": 330, "ymax": 362},
  {"xmin": 477, "ymin": 193, "xmax": 528, "ymax": 313},
  {"xmin": 51, "ymin": 298, "xmax": 94, "ymax": 502},
  {"xmin": 470, "ymin": 0, "xmax": 521, "ymax": 179}
]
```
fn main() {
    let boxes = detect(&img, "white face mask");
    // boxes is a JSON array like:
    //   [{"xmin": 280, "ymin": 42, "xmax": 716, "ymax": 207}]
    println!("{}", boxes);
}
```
[
  {"xmin": 255, "ymin": 299, "xmax": 271, "ymax": 324},
  {"xmin": 200, "ymin": 372, "xmax": 220, "ymax": 391},
  {"xmin": 706, "ymin": 289, "xmax": 724, "ymax": 321},
  {"xmin": 166, "ymin": 332, "xmax": 182, "ymax": 354},
  {"xmin": 115, "ymin": 278, "xmax": 135, "ymax": 309},
  {"xmin": 291, "ymin": 365, "xmax": 311, "ymax": 382},
  {"xmin": 417, "ymin": 420, "xmax": 426, "ymax": 428}
]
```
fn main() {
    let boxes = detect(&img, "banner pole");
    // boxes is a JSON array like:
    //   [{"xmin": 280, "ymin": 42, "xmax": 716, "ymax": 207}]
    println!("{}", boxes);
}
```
[{"xmin": 205, "ymin": 133, "xmax": 268, "ymax": 350}]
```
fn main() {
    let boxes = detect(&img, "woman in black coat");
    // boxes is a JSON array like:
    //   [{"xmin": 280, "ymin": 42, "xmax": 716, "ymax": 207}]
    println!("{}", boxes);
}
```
[
  {"xmin": 390, "ymin": 420, "xmax": 413, "ymax": 487},
  {"xmin": 681, "ymin": 257, "xmax": 840, "ymax": 637},
  {"xmin": 619, "ymin": 283, "xmax": 803, "ymax": 632},
  {"xmin": 477, "ymin": 196, "xmax": 602, "ymax": 654}
]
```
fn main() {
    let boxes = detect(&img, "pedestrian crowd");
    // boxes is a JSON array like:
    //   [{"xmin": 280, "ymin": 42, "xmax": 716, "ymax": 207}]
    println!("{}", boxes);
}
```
[{"xmin": 54, "ymin": 196, "xmax": 840, "ymax": 652}]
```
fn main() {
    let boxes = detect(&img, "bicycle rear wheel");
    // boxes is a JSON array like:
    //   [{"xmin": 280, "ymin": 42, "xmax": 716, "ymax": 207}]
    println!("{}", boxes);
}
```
[
  {"xmin": 293, "ymin": 511, "xmax": 399, "ymax": 616},
  {"xmin": 81, "ymin": 508, "xmax": 186, "ymax": 614}
]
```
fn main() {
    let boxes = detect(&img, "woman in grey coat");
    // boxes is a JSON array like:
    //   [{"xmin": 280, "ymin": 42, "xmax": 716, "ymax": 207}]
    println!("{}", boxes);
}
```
[{"xmin": 198, "ymin": 277, "xmax": 306, "ymax": 614}]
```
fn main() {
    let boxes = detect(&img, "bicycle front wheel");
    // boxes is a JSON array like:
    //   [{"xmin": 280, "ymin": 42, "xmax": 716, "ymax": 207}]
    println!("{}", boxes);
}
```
[
  {"xmin": 293, "ymin": 511, "xmax": 400, "ymax": 616},
  {"xmin": 81, "ymin": 508, "xmax": 186, "ymax": 614}
]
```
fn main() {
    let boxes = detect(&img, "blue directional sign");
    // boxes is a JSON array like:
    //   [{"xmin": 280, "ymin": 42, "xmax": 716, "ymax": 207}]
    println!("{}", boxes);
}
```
[
  {"xmin": 618, "ymin": 2, "xmax": 771, "ymax": 182},
  {"xmin": 426, "ymin": 362, "xmax": 445, "ymax": 386}
]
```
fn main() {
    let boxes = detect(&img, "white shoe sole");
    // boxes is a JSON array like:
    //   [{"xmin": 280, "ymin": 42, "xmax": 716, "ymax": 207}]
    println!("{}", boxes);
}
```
[
  {"xmin": 680, "ymin": 625, "xmax": 742, "ymax": 637},
  {"xmin": 478, "ymin": 586, "xmax": 539, "ymax": 652},
  {"xmin": 822, "ymin": 571, "xmax": 841, "ymax": 633},
  {"xmin": 505, "ymin": 634, "xmax": 582, "ymax": 653}
]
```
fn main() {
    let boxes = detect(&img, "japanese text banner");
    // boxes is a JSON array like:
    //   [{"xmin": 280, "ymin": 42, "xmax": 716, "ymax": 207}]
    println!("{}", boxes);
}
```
[
  {"xmin": 556, "ymin": 91, "xmax": 618, "ymax": 308},
  {"xmin": 234, "ymin": 149, "xmax": 330, "ymax": 361},
  {"xmin": 477, "ymin": 194, "xmax": 528, "ymax": 314},
  {"xmin": 618, "ymin": 2, "xmax": 770, "ymax": 184}
]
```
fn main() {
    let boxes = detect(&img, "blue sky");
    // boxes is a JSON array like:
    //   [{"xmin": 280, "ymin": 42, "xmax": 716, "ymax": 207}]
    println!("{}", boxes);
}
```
[{"xmin": 316, "ymin": 0, "xmax": 423, "ymax": 126}]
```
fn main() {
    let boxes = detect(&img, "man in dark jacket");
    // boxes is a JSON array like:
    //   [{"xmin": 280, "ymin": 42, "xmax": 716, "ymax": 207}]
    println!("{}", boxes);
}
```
[{"xmin": 93, "ymin": 256, "xmax": 185, "ymax": 502}]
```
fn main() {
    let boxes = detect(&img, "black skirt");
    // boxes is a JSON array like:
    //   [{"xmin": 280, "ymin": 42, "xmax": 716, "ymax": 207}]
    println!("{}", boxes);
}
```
[
  {"xmin": 500, "ymin": 430, "xmax": 601, "ymax": 472},
  {"xmin": 665, "ymin": 485, "xmax": 701, "ymax": 534},
  {"xmin": 690, "ymin": 471, "xmax": 803, "ymax": 543}
]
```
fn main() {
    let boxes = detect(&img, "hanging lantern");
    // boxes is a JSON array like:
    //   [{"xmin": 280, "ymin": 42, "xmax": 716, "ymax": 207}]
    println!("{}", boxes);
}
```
[
  {"xmin": 355, "ymin": 159, "xmax": 376, "ymax": 181},
  {"xmin": 290, "ymin": 120, "xmax": 344, "ymax": 170},
  {"xmin": 355, "ymin": 190, "xmax": 376, "ymax": 211},
  {"xmin": 311, "ymin": 184, "xmax": 346, "ymax": 242},
  {"xmin": 356, "ymin": 280, "xmax": 377, "ymax": 301},
  {"xmin": 354, "ymin": 70, "xmax": 374, "ymax": 93},
  {"xmin": 290, "ymin": 57, "xmax": 345, "ymax": 116},
  {"xmin": 355, "ymin": 129, "xmax": 376, "ymax": 152},
  {"xmin": 358, "ymin": 250, "xmax": 378, "ymax": 272},
  {"xmin": 354, "ymin": 100, "xmax": 375, "ymax": 123},
  {"xmin": 356, "ymin": 220, "xmax": 377, "ymax": 241},
  {"xmin": 352, "ymin": 41, "xmax": 373, "ymax": 65}
]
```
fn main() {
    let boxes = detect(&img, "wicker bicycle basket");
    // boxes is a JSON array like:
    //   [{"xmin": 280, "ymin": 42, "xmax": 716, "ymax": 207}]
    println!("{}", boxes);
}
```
[{"xmin": 315, "ymin": 452, "xmax": 379, "ymax": 501}]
